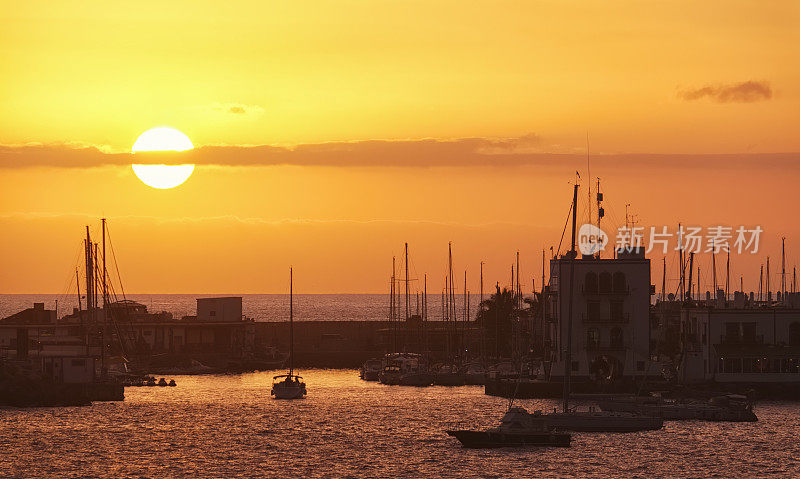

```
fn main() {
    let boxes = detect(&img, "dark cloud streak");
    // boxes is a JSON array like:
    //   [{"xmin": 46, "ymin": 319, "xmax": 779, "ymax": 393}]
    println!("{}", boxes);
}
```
[
  {"xmin": 1, "ymin": 137, "xmax": 797, "ymax": 170},
  {"xmin": 679, "ymin": 81, "xmax": 772, "ymax": 103}
]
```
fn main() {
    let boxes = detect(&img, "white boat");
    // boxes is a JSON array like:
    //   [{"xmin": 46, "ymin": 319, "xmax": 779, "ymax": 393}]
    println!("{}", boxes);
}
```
[{"xmin": 271, "ymin": 267, "xmax": 307, "ymax": 400}]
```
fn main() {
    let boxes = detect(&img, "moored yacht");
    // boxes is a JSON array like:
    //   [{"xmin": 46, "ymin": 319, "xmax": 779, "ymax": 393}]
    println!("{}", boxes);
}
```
[{"xmin": 596, "ymin": 394, "xmax": 757, "ymax": 422}]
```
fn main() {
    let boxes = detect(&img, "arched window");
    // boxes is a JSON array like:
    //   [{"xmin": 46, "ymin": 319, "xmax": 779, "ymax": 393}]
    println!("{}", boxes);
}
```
[
  {"xmin": 599, "ymin": 272, "xmax": 612, "ymax": 294},
  {"xmin": 613, "ymin": 272, "xmax": 627, "ymax": 293},
  {"xmin": 610, "ymin": 327, "xmax": 623, "ymax": 348},
  {"xmin": 587, "ymin": 328, "xmax": 599, "ymax": 348},
  {"xmin": 789, "ymin": 322, "xmax": 800, "ymax": 346},
  {"xmin": 585, "ymin": 272, "xmax": 598, "ymax": 293}
]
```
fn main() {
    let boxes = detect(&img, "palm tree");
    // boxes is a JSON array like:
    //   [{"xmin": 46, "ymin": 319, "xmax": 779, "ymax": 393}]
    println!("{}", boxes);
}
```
[{"xmin": 475, "ymin": 286, "xmax": 517, "ymax": 358}]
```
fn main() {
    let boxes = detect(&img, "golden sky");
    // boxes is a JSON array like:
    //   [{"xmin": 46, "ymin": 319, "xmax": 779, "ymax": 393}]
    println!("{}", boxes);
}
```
[{"xmin": 1, "ymin": 1, "xmax": 799, "ymax": 294}]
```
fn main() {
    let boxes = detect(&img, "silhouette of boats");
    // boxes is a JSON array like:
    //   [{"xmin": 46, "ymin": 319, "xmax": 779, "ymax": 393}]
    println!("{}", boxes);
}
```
[{"xmin": 271, "ymin": 268, "xmax": 307, "ymax": 400}]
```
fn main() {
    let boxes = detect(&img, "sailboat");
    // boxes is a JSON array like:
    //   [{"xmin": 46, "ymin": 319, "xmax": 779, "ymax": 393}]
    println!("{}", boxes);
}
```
[{"xmin": 271, "ymin": 267, "xmax": 307, "ymax": 400}]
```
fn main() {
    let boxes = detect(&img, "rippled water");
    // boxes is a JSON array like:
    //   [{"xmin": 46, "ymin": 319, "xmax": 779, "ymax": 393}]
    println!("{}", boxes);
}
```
[{"xmin": 2, "ymin": 371, "xmax": 798, "ymax": 478}]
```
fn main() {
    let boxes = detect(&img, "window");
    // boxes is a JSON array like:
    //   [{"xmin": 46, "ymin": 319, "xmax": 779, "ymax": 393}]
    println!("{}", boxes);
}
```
[
  {"xmin": 610, "ymin": 327, "xmax": 623, "ymax": 348},
  {"xmin": 742, "ymin": 323, "xmax": 757, "ymax": 343},
  {"xmin": 585, "ymin": 272, "xmax": 598, "ymax": 293},
  {"xmin": 70, "ymin": 359, "xmax": 86, "ymax": 367},
  {"xmin": 636, "ymin": 361, "xmax": 645, "ymax": 372},
  {"xmin": 610, "ymin": 301, "xmax": 624, "ymax": 321},
  {"xmin": 210, "ymin": 311, "xmax": 216, "ymax": 317},
  {"xmin": 586, "ymin": 328, "xmax": 599, "ymax": 348},
  {"xmin": 599, "ymin": 272, "xmax": 612, "ymax": 293},
  {"xmin": 613, "ymin": 272, "xmax": 627, "ymax": 293},
  {"xmin": 587, "ymin": 301, "xmax": 601, "ymax": 320},
  {"xmin": 724, "ymin": 322, "xmax": 740, "ymax": 342},
  {"xmin": 789, "ymin": 322, "xmax": 800, "ymax": 346},
  {"xmin": 571, "ymin": 361, "xmax": 580, "ymax": 372}
]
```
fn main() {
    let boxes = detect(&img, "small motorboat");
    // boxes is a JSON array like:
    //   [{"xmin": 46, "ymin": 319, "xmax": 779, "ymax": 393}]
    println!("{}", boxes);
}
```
[
  {"xmin": 271, "ymin": 374, "xmax": 307, "ymax": 399},
  {"xmin": 157, "ymin": 378, "xmax": 168, "ymax": 387},
  {"xmin": 447, "ymin": 407, "xmax": 571, "ymax": 448},
  {"xmin": 168, "ymin": 379, "xmax": 177, "ymax": 387}
]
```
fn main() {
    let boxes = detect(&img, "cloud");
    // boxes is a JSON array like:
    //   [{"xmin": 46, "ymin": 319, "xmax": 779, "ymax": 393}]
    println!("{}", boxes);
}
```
[
  {"xmin": 1, "ymin": 136, "xmax": 798, "ymax": 170},
  {"xmin": 678, "ymin": 81, "xmax": 772, "ymax": 103},
  {"xmin": 194, "ymin": 102, "xmax": 265, "ymax": 117}
]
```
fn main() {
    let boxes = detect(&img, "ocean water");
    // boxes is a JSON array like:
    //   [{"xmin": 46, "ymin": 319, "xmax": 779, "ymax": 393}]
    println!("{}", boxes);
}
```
[
  {"xmin": 0, "ymin": 294, "xmax": 485, "ymax": 322},
  {"xmin": 1, "ymin": 371, "xmax": 798, "ymax": 478}
]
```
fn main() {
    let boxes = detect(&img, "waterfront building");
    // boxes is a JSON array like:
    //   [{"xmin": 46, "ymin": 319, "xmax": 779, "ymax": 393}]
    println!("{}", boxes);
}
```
[{"xmin": 546, "ymin": 248, "xmax": 656, "ymax": 381}]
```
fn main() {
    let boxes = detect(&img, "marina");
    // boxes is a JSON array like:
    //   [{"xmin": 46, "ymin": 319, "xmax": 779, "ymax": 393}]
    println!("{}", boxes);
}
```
[{"xmin": 1, "ymin": 370, "xmax": 796, "ymax": 478}]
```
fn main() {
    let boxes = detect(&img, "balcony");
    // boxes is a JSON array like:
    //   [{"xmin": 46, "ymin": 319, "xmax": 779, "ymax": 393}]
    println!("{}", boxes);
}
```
[
  {"xmin": 584, "ymin": 341, "xmax": 626, "ymax": 351},
  {"xmin": 582, "ymin": 313, "xmax": 629, "ymax": 324},
  {"xmin": 720, "ymin": 334, "xmax": 764, "ymax": 345},
  {"xmin": 581, "ymin": 286, "xmax": 630, "ymax": 296}
]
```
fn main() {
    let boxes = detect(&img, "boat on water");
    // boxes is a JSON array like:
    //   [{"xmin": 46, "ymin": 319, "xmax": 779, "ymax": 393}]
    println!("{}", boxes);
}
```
[
  {"xmin": 379, "ymin": 353, "xmax": 432, "ymax": 386},
  {"xmin": 433, "ymin": 363, "xmax": 465, "ymax": 386},
  {"xmin": 597, "ymin": 394, "xmax": 757, "ymax": 422},
  {"xmin": 271, "ymin": 267, "xmax": 307, "ymax": 400},
  {"xmin": 447, "ymin": 407, "xmax": 571, "ymax": 448},
  {"xmin": 463, "ymin": 362, "xmax": 487, "ymax": 385},
  {"xmin": 360, "ymin": 358, "xmax": 382, "ymax": 381}
]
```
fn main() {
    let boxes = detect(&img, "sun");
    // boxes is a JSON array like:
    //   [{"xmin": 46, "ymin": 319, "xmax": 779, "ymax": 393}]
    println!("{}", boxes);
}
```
[{"xmin": 131, "ymin": 127, "xmax": 195, "ymax": 189}]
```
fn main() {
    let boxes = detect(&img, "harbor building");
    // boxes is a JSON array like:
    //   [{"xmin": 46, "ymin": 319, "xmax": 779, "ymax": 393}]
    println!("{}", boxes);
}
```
[
  {"xmin": 546, "ymin": 248, "xmax": 656, "ymax": 381},
  {"xmin": 678, "ymin": 292, "xmax": 800, "ymax": 384}
]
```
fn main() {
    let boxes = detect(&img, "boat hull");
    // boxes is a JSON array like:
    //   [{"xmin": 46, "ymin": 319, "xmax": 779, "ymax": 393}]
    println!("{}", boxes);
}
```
[
  {"xmin": 360, "ymin": 369, "xmax": 380, "ymax": 381},
  {"xmin": 544, "ymin": 413, "xmax": 663, "ymax": 432},
  {"xmin": 271, "ymin": 384, "xmax": 306, "ymax": 399},
  {"xmin": 434, "ymin": 373, "xmax": 465, "ymax": 386},
  {"xmin": 399, "ymin": 373, "xmax": 434, "ymax": 387},
  {"xmin": 447, "ymin": 430, "xmax": 571, "ymax": 448},
  {"xmin": 597, "ymin": 400, "xmax": 758, "ymax": 422}
]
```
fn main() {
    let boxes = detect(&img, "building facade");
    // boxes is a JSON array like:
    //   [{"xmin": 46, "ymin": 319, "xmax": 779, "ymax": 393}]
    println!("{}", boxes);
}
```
[{"xmin": 547, "ymin": 248, "xmax": 655, "ymax": 381}]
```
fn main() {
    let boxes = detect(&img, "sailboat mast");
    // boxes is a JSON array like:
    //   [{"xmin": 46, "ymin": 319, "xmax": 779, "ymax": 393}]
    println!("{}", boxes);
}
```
[
  {"xmin": 563, "ymin": 182, "xmax": 579, "ymax": 413},
  {"xmin": 405, "ymin": 243, "xmax": 409, "ymax": 322},
  {"xmin": 781, "ymin": 237, "xmax": 786, "ymax": 296},
  {"xmin": 85, "ymin": 226, "xmax": 93, "ymax": 324},
  {"xmin": 392, "ymin": 256, "xmax": 396, "ymax": 352},
  {"xmin": 101, "ymin": 218, "xmax": 107, "ymax": 378},
  {"xmin": 289, "ymin": 267, "xmax": 293, "ymax": 376},
  {"xmin": 76, "ymin": 268, "xmax": 82, "ymax": 313}
]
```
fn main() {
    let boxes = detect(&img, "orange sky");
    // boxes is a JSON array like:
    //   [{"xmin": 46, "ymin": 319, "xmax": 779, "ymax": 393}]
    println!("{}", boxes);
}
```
[{"xmin": 1, "ymin": 1, "xmax": 799, "ymax": 294}]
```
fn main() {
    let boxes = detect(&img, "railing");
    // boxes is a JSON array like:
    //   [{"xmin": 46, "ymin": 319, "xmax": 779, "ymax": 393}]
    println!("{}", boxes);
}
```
[
  {"xmin": 581, "ymin": 286, "xmax": 630, "ymax": 296},
  {"xmin": 584, "ymin": 341, "xmax": 626, "ymax": 351},
  {"xmin": 720, "ymin": 334, "xmax": 764, "ymax": 345},
  {"xmin": 582, "ymin": 313, "xmax": 629, "ymax": 324}
]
